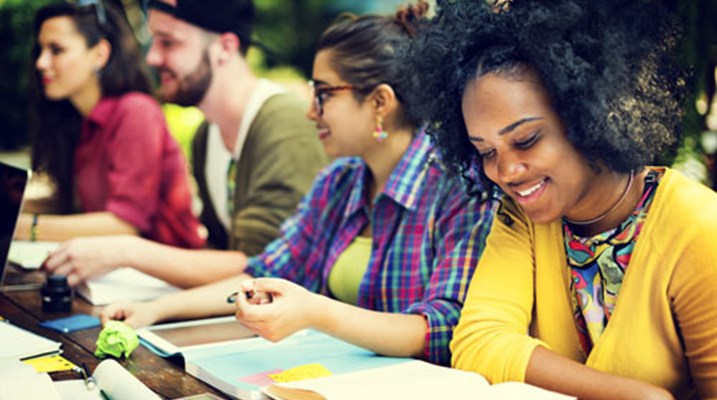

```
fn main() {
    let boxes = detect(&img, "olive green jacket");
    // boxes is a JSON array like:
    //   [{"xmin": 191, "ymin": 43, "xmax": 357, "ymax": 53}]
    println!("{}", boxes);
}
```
[{"xmin": 192, "ymin": 93, "xmax": 327, "ymax": 255}]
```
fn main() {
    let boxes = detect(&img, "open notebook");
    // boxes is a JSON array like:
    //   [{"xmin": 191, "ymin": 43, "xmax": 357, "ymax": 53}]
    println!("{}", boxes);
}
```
[
  {"xmin": 146, "ymin": 324, "xmax": 575, "ymax": 400},
  {"xmin": 55, "ymin": 359, "xmax": 160, "ymax": 400},
  {"xmin": 263, "ymin": 360, "xmax": 577, "ymax": 400}
]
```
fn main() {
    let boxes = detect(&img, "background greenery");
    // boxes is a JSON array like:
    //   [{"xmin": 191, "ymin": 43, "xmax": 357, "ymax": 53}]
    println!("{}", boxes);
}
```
[
  {"xmin": 673, "ymin": 0, "xmax": 717, "ymax": 188},
  {"xmin": 1, "ymin": 0, "xmax": 716, "ymax": 189}
]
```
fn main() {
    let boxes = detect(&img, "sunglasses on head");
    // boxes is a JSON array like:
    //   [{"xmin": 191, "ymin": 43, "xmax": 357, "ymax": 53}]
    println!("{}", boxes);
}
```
[{"xmin": 76, "ymin": 0, "xmax": 107, "ymax": 29}]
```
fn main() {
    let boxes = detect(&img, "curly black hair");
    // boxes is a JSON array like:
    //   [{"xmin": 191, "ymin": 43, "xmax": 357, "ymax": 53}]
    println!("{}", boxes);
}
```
[{"xmin": 404, "ymin": 0, "xmax": 685, "ymax": 194}]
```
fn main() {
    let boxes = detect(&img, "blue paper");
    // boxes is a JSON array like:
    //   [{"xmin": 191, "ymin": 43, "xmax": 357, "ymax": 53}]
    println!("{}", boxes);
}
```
[{"xmin": 39, "ymin": 314, "xmax": 101, "ymax": 334}]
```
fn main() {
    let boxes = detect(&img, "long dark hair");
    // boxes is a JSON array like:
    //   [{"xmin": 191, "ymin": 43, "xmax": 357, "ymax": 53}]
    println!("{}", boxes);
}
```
[{"xmin": 29, "ymin": 2, "xmax": 152, "ymax": 213}]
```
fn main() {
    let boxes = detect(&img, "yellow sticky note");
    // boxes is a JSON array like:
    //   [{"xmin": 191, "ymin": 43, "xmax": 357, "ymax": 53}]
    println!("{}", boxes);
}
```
[
  {"xmin": 23, "ymin": 354, "xmax": 77, "ymax": 373},
  {"xmin": 268, "ymin": 363, "xmax": 333, "ymax": 383}
]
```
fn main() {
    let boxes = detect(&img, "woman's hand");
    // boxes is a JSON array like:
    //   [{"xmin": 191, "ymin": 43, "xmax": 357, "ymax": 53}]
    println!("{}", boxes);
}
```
[
  {"xmin": 100, "ymin": 300, "xmax": 162, "ymax": 328},
  {"xmin": 234, "ymin": 278, "xmax": 322, "ymax": 342},
  {"xmin": 43, "ymin": 236, "xmax": 135, "ymax": 285}
]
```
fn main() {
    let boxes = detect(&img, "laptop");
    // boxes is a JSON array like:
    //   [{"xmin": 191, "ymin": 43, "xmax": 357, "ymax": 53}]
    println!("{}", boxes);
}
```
[{"xmin": 0, "ymin": 161, "xmax": 38, "ymax": 290}]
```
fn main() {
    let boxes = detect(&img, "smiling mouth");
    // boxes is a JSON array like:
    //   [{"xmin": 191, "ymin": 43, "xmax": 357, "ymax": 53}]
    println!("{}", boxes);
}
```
[
  {"xmin": 514, "ymin": 178, "xmax": 547, "ymax": 198},
  {"xmin": 317, "ymin": 128, "xmax": 330, "ymax": 140},
  {"xmin": 159, "ymin": 69, "xmax": 177, "ymax": 84}
]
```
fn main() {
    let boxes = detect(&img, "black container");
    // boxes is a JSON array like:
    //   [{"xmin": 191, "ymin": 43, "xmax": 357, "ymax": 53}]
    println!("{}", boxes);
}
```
[{"xmin": 41, "ymin": 274, "xmax": 73, "ymax": 313}]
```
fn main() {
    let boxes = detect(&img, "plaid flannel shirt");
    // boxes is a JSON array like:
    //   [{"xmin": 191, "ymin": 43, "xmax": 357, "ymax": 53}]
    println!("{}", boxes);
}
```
[{"xmin": 245, "ymin": 133, "xmax": 495, "ymax": 365}]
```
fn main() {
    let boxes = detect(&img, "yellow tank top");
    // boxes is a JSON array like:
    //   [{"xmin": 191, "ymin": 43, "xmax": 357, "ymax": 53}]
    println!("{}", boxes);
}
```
[{"xmin": 327, "ymin": 236, "xmax": 372, "ymax": 305}]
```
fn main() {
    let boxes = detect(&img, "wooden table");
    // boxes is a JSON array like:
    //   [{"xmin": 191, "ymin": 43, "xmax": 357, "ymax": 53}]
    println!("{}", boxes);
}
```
[{"xmin": 0, "ymin": 270, "xmax": 229, "ymax": 399}]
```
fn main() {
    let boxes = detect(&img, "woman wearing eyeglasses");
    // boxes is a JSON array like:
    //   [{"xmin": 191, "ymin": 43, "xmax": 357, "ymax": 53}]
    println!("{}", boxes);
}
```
[
  {"xmin": 16, "ymin": 1, "xmax": 203, "ymax": 249},
  {"xmin": 100, "ymin": 0, "xmax": 495, "ymax": 366}
]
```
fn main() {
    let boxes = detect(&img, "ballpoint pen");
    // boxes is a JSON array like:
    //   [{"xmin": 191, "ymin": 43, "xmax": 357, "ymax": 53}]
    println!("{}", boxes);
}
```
[
  {"xmin": 226, "ymin": 291, "xmax": 240, "ymax": 304},
  {"xmin": 226, "ymin": 289, "xmax": 272, "ymax": 304}
]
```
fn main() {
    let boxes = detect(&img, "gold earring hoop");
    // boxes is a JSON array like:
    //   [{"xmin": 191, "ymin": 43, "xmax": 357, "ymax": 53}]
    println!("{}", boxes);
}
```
[{"xmin": 373, "ymin": 115, "xmax": 389, "ymax": 142}]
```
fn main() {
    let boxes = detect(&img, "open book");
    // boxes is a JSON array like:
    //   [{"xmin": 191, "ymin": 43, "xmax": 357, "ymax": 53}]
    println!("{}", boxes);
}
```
[
  {"xmin": 0, "ymin": 318, "xmax": 62, "ymax": 360},
  {"xmin": 139, "ymin": 320, "xmax": 575, "ymax": 400},
  {"xmin": 263, "ymin": 360, "xmax": 576, "ymax": 400},
  {"xmin": 55, "ymin": 359, "xmax": 160, "ymax": 400},
  {"xmin": 140, "ymin": 322, "xmax": 409, "ymax": 400}
]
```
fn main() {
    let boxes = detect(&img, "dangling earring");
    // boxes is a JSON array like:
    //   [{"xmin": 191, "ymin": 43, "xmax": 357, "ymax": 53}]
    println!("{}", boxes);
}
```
[
  {"xmin": 373, "ymin": 115, "xmax": 389, "ymax": 142},
  {"xmin": 93, "ymin": 65, "xmax": 102, "ymax": 78}
]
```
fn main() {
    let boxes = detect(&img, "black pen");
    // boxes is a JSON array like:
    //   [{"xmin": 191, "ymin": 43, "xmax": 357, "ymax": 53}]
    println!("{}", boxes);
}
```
[
  {"xmin": 226, "ymin": 290, "xmax": 255, "ymax": 304},
  {"xmin": 226, "ymin": 291, "xmax": 239, "ymax": 304},
  {"xmin": 228, "ymin": 290, "xmax": 274, "ymax": 305}
]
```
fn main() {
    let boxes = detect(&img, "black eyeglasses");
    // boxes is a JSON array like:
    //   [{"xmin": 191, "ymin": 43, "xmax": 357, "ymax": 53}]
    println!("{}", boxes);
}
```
[
  {"xmin": 77, "ymin": 0, "xmax": 107, "ymax": 30},
  {"xmin": 309, "ymin": 80, "xmax": 369, "ymax": 116}
]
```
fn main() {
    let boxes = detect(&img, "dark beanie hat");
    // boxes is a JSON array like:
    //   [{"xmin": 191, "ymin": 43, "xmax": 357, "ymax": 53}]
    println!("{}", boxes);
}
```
[{"xmin": 149, "ymin": 0, "xmax": 255, "ymax": 47}]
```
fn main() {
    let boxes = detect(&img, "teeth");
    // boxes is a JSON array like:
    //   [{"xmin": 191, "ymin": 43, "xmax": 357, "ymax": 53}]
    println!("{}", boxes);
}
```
[{"xmin": 517, "ymin": 179, "xmax": 545, "ymax": 197}]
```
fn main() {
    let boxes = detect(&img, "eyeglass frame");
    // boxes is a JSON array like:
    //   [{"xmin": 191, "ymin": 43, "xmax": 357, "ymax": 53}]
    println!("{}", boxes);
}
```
[
  {"xmin": 76, "ymin": 0, "xmax": 107, "ymax": 30},
  {"xmin": 308, "ymin": 80, "xmax": 373, "ymax": 116}
]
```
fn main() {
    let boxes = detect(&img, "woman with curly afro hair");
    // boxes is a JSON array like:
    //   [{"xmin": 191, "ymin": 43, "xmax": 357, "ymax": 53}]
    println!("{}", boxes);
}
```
[{"xmin": 406, "ymin": 0, "xmax": 717, "ymax": 398}]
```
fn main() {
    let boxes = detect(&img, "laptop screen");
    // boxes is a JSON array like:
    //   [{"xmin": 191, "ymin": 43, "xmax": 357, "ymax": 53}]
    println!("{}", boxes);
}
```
[{"xmin": 0, "ymin": 162, "xmax": 30, "ymax": 283}]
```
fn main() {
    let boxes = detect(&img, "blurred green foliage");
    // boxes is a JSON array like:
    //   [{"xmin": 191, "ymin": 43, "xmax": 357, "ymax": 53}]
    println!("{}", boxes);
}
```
[
  {"xmin": 253, "ymin": 0, "xmax": 337, "ymax": 75},
  {"xmin": 162, "ymin": 104, "xmax": 204, "ymax": 159},
  {"xmin": 0, "ymin": 0, "xmax": 56, "ymax": 149},
  {"xmin": 670, "ymin": 0, "xmax": 717, "ymax": 188},
  {"xmin": 250, "ymin": 0, "xmax": 420, "ymax": 74}
]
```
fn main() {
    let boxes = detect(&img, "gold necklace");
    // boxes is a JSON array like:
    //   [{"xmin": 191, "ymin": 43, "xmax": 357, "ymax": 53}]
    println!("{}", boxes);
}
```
[{"xmin": 564, "ymin": 171, "xmax": 635, "ymax": 226}]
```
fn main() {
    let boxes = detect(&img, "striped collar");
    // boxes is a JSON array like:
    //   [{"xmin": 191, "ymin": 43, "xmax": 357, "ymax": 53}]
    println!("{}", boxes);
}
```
[{"xmin": 344, "ymin": 132, "xmax": 436, "ymax": 217}]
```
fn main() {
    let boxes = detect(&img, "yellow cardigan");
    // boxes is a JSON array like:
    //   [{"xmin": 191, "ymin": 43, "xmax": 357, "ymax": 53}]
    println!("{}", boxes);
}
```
[{"xmin": 451, "ymin": 167, "xmax": 717, "ymax": 399}]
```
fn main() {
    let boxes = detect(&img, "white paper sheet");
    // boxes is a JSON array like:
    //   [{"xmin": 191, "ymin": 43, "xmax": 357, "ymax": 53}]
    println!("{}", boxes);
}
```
[{"xmin": 76, "ymin": 268, "xmax": 178, "ymax": 306}]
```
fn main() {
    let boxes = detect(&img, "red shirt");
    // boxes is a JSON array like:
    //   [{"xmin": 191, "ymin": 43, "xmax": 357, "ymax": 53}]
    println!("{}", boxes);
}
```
[{"xmin": 74, "ymin": 93, "xmax": 204, "ymax": 248}]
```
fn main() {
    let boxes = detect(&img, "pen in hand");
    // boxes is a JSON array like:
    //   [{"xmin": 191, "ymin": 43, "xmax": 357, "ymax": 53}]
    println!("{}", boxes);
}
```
[
  {"xmin": 226, "ymin": 281, "xmax": 273, "ymax": 305},
  {"xmin": 226, "ymin": 290, "xmax": 273, "ymax": 304}
]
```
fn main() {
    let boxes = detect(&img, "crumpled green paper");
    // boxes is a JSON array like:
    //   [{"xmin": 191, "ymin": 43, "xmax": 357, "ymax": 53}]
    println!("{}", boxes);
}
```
[{"xmin": 94, "ymin": 320, "xmax": 139, "ymax": 359}]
